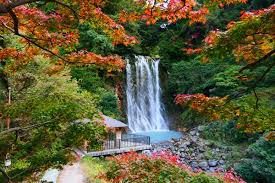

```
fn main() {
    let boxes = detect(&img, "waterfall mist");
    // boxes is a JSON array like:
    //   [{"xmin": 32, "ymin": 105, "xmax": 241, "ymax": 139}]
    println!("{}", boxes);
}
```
[{"xmin": 126, "ymin": 56, "xmax": 169, "ymax": 132}]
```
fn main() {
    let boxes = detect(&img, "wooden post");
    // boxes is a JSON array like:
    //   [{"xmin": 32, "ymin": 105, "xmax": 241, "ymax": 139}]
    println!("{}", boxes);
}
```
[{"xmin": 115, "ymin": 128, "xmax": 122, "ymax": 140}]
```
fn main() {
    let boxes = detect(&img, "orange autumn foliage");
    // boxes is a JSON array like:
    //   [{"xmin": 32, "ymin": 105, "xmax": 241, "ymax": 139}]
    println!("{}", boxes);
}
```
[
  {"xmin": 119, "ymin": 0, "xmax": 246, "ymax": 25},
  {"xmin": 0, "ymin": 0, "xmax": 136, "ymax": 72},
  {"xmin": 175, "ymin": 94, "xmax": 236, "ymax": 121},
  {"xmin": 203, "ymin": 5, "xmax": 275, "ymax": 64}
]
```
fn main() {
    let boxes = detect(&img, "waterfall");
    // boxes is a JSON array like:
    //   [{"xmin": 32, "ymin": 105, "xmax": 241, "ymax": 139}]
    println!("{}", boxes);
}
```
[{"xmin": 126, "ymin": 56, "xmax": 169, "ymax": 132}]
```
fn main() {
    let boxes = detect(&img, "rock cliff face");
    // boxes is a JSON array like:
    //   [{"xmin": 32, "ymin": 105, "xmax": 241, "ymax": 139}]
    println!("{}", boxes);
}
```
[{"xmin": 144, "ymin": 126, "xmax": 232, "ymax": 173}]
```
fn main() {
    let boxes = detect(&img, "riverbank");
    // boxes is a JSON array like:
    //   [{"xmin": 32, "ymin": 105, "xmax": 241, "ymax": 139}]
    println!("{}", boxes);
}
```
[{"xmin": 146, "ymin": 126, "xmax": 238, "ymax": 173}]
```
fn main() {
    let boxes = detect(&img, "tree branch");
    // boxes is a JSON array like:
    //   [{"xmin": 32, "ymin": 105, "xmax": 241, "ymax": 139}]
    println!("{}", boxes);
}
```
[
  {"xmin": 0, "ymin": 0, "xmax": 40, "ymax": 13},
  {"xmin": 1, "ymin": 0, "xmax": 80, "ymax": 61},
  {"xmin": 7, "ymin": 9, "xmax": 19, "ymax": 34},
  {"xmin": 230, "ymin": 60, "xmax": 275, "ymax": 100},
  {"xmin": 252, "ymin": 60, "xmax": 275, "ymax": 88},
  {"xmin": 253, "ymin": 88, "xmax": 259, "ymax": 111},
  {"xmin": 0, "ymin": 20, "xmax": 68, "ymax": 61},
  {"xmin": 0, "ymin": 121, "xmax": 53, "ymax": 137},
  {"xmin": 50, "ymin": 0, "xmax": 79, "ymax": 25},
  {"xmin": 239, "ymin": 49, "xmax": 275, "ymax": 72}
]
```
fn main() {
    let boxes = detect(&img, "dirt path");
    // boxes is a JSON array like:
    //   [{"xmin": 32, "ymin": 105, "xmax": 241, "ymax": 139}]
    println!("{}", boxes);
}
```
[{"xmin": 57, "ymin": 162, "xmax": 86, "ymax": 183}]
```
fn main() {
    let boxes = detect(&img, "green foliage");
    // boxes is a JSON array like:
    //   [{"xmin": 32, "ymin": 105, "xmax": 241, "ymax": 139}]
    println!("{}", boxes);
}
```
[
  {"xmin": 78, "ymin": 25, "xmax": 114, "ymax": 55},
  {"xmin": 233, "ymin": 88, "xmax": 275, "ymax": 133},
  {"xmin": 0, "ymin": 57, "xmax": 106, "ymax": 181},
  {"xmin": 179, "ymin": 109, "xmax": 208, "ymax": 128},
  {"xmin": 188, "ymin": 173, "xmax": 222, "ymax": 183},
  {"xmin": 169, "ymin": 60, "xmax": 220, "ymax": 95},
  {"xmin": 5, "ymin": 61, "xmax": 99, "ymax": 124},
  {"xmin": 213, "ymin": 66, "xmax": 241, "ymax": 90},
  {"xmin": 71, "ymin": 66, "xmax": 121, "ymax": 118},
  {"xmin": 235, "ymin": 136, "xmax": 275, "ymax": 183},
  {"xmin": 65, "ymin": 123, "xmax": 106, "ymax": 151},
  {"xmin": 201, "ymin": 121, "xmax": 258, "ymax": 144},
  {"xmin": 98, "ymin": 90, "xmax": 121, "ymax": 117},
  {"xmin": 81, "ymin": 157, "xmax": 109, "ymax": 183},
  {"xmin": 71, "ymin": 66, "xmax": 104, "ymax": 93}
]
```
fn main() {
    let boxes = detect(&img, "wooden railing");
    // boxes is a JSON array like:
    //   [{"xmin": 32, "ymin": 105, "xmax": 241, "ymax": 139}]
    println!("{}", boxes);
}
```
[{"xmin": 90, "ymin": 134, "xmax": 150, "ymax": 151}]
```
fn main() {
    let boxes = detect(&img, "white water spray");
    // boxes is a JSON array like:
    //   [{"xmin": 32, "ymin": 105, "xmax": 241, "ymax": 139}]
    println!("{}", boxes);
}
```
[{"xmin": 126, "ymin": 56, "xmax": 169, "ymax": 132}]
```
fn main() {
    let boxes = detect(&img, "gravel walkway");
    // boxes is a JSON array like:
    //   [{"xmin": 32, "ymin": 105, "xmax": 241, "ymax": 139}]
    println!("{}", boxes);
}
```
[{"xmin": 57, "ymin": 162, "xmax": 86, "ymax": 183}]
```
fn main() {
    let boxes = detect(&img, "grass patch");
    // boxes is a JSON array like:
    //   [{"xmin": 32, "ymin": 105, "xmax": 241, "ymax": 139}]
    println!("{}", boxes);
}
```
[{"xmin": 80, "ymin": 156, "xmax": 110, "ymax": 183}]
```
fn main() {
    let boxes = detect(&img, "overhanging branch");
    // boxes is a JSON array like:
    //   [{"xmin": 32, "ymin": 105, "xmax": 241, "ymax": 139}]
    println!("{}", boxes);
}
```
[
  {"xmin": 0, "ymin": 121, "xmax": 53, "ymax": 137},
  {"xmin": 239, "ymin": 49, "xmax": 275, "ymax": 72},
  {"xmin": 0, "ymin": 0, "xmax": 39, "ymax": 13}
]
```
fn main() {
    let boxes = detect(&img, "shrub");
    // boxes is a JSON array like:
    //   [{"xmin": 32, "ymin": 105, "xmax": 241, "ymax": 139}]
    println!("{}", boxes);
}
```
[
  {"xmin": 235, "ymin": 136, "xmax": 275, "ymax": 183},
  {"xmin": 100, "ymin": 151, "xmax": 245, "ymax": 183},
  {"xmin": 180, "ymin": 108, "xmax": 208, "ymax": 128},
  {"xmin": 201, "ymin": 121, "xmax": 259, "ymax": 144}
]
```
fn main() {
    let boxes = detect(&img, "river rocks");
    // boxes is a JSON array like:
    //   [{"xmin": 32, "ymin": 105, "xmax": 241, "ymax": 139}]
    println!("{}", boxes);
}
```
[
  {"xmin": 191, "ymin": 161, "xmax": 199, "ymax": 169},
  {"xmin": 209, "ymin": 167, "xmax": 216, "ymax": 173},
  {"xmin": 190, "ymin": 136, "xmax": 198, "ymax": 143},
  {"xmin": 189, "ymin": 130, "xmax": 196, "ymax": 136},
  {"xmin": 208, "ymin": 160, "xmax": 218, "ymax": 167},
  {"xmin": 150, "ymin": 126, "xmax": 232, "ymax": 173},
  {"xmin": 199, "ymin": 161, "xmax": 208, "ymax": 169},
  {"xmin": 219, "ymin": 160, "xmax": 225, "ymax": 165}
]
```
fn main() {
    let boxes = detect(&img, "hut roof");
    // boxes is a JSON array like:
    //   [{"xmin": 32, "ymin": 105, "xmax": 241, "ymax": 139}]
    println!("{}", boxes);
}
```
[
  {"xmin": 74, "ymin": 115, "xmax": 127, "ymax": 128},
  {"xmin": 102, "ymin": 115, "xmax": 128, "ymax": 128}
]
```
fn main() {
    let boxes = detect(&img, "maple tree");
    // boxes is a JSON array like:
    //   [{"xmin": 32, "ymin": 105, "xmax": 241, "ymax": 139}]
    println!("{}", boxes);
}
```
[
  {"xmin": 203, "ymin": 4, "xmax": 275, "ymax": 79},
  {"xmin": 175, "ymin": 94, "xmax": 231, "ymax": 120},
  {"xmin": 119, "ymin": 0, "xmax": 247, "ymax": 25},
  {"xmin": 0, "ymin": 0, "xmax": 137, "ymax": 72},
  {"xmin": 174, "ymin": 4, "xmax": 275, "ymax": 137},
  {"xmin": 0, "ymin": 1, "xmax": 134, "ymax": 181},
  {"xmin": 175, "ymin": 90, "xmax": 275, "ymax": 138}
]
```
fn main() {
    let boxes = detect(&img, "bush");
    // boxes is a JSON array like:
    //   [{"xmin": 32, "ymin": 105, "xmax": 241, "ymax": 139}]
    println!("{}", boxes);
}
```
[
  {"xmin": 201, "ymin": 121, "xmax": 259, "ymax": 144},
  {"xmin": 180, "ymin": 109, "xmax": 208, "ymax": 128},
  {"xmin": 235, "ymin": 136, "xmax": 275, "ymax": 183},
  {"xmin": 100, "ymin": 151, "xmax": 245, "ymax": 183}
]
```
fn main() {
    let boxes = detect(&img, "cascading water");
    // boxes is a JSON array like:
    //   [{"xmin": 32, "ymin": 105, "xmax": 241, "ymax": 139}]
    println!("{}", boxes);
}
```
[{"xmin": 126, "ymin": 56, "xmax": 169, "ymax": 132}]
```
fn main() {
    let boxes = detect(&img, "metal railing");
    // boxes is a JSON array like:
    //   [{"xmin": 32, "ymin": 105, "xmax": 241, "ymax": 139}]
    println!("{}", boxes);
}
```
[{"xmin": 101, "ymin": 134, "xmax": 150, "ymax": 151}]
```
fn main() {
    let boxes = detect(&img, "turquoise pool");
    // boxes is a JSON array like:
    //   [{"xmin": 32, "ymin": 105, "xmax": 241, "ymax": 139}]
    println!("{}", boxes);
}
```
[{"xmin": 132, "ymin": 131, "xmax": 182, "ymax": 144}]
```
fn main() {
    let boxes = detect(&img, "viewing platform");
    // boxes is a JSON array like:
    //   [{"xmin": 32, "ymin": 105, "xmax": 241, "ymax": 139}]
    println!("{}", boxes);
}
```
[
  {"xmin": 86, "ymin": 134, "xmax": 151, "ymax": 157},
  {"xmin": 76, "ymin": 116, "xmax": 151, "ymax": 157}
]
